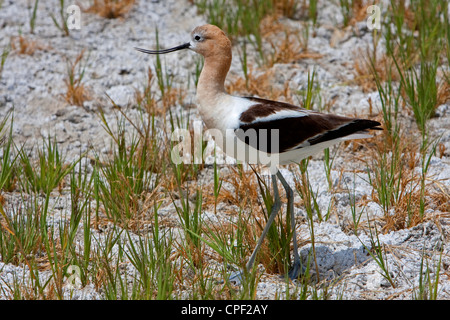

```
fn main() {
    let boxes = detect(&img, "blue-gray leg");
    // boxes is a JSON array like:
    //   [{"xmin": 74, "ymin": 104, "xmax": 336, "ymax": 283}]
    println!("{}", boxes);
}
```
[
  {"xmin": 228, "ymin": 174, "xmax": 281, "ymax": 285},
  {"xmin": 228, "ymin": 171, "xmax": 304, "ymax": 285},
  {"xmin": 276, "ymin": 171, "xmax": 305, "ymax": 280}
]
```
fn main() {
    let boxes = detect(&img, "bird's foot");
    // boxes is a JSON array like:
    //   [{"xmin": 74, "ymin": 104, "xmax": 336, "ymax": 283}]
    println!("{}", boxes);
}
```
[
  {"xmin": 227, "ymin": 270, "xmax": 243, "ymax": 286},
  {"xmin": 284, "ymin": 260, "xmax": 306, "ymax": 281}
]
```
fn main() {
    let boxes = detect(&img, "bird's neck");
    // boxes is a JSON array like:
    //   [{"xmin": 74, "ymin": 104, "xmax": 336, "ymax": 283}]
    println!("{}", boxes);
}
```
[{"xmin": 196, "ymin": 54, "xmax": 231, "ymax": 107}]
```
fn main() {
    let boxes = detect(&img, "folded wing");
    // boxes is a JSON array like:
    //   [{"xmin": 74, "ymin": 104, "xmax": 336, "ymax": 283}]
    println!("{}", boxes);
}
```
[{"xmin": 235, "ymin": 97, "xmax": 381, "ymax": 154}]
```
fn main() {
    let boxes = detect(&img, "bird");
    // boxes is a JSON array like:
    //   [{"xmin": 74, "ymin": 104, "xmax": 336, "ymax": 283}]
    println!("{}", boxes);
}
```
[{"xmin": 135, "ymin": 24, "xmax": 381, "ymax": 284}]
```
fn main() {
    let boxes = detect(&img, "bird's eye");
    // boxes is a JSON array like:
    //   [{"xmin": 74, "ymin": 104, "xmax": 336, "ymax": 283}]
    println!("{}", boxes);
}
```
[{"xmin": 194, "ymin": 35, "xmax": 201, "ymax": 41}]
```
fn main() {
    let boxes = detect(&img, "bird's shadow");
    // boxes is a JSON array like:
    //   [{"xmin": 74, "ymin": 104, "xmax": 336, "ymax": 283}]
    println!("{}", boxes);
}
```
[{"xmin": 298, "ymin": 243, "xmax": 371, "ymax": 283}]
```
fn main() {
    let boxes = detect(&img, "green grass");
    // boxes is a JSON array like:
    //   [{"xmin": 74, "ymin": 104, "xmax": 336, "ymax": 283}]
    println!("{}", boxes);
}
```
[
  {"xmin": 366, "ymin": 137, "xmax": 405, "ymax": 216},
  {"xmin": 308, "ymin": 0, "xmax": 318, "ymax": 26},
  {"xmin": 370, "ymin": 59, "xmax": 401, "ymax": 142},
  {"xmin": 172, "ymin": 181, "xmax": 203, "ymax": 252},
  {"xmin": 29, "ymin": 0, "xmax": 39, "ymax": 34},
  {"xmin": 0, "ymin": 193, "xmax": 43, "ymax": 266},
  {"xmin": 385, "ymin": 0, "xmax": 448, "ymax": 138},
  {"xmin": 344, "ymin": 171, "xmax": 366, "ymax": 234},
  {"xmin": 154, "ymin": 28, "xmax": 173, "ymax": 101},
  {"xmin": 194, "ymin": 0, "xmax": 275, "ymax": 64},
  {"xmin": 338, "ymin": 0, "xmax": 353, "ymax": 27},
  {"xmin": 0, "ymin": 111, "xmax": 18, "ymax": 192},
  {"xmin": 125, "ymin": 209, "xmax": 176, "ymax": 299},
  {"xmin": 362, "ymin": 0, "xmax": 448, "ymax": 231},
  {"xmin": 50, "ymin": 0, "xmax": 69, "ymax": 36},
  {"xmin": 64, "ymin": 49, "xmax": 90, "ymax": 107},
  {"xmin": 414, "ymin": 249, "xmax": 442, "ymax": 300},
  {"xmin": 358, "ymin": 216, "xmax": 396, "ymax": 288},
  {"xmin": 0, "ymin": 45, "xmax": 10, "ymax": 78},
  {"xmin": 95, "ymin": 107, "xmax": 161, "ymax": 224},
  {"xmin": 395, "ymin": 56, "xmax": 439, "ymax": 138},
  {"xmin": 18, "ymin": 136, "xmax": 76, "ymax": 195}
]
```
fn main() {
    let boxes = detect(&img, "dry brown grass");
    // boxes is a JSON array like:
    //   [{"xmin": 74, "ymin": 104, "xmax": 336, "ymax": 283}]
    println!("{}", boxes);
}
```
[
  {"xmin": 199, "ymin": 165, "xmax": 285, "ymax": 272},
  {"xmin": 10, "ymin": 35, "xmax": 40, "ymax": 56},
  {"xmin": 391, "ymin": 0, "xmax": 418, "ymax": 31},
  {"xmin": 438, "ymin": 143, "xmax": 447, "ymax": 159},
  {"xmin": 134, "ymin": 67, "xmax": 159, "ymax": 114},
  {"xmin": 352, "ymin": 1, "xmax": 371, "ymax": 25},
  {"xmin": 226, "ymin": 67, "xmax": 294, "ymax": 103},
  {"xmin": 266, "ymin": 30, "xmax": 322, "ymax": 67},
  {"xmin": 216, "ymin": 166, "xmax": 299, "ymax": 274},
  {"xmin": 260, "ymin": 16, "xmax": 322, "ymax": 67},
  {"xmin": 380, "ymin": 171, "xmax": 450, "ymax": 233},
  {"xmin": 221, "ymin": 166, "xmax": 262, "ymax": 209},
  {"xmin": 272, "ymin": 0, "xmax": 297, "ymax": 18},
  {"xmin": 64, "ymin": 49, "xmax": 91, "ymax": 106},
  {"xmin": 345, "ymin": 0, "xmax": 373, "ymax": 27},
  {"xmin": 352, "ymin": 45, "xmax": 402, "ymax": 93},
  {"xmin": 437, "ymin": 79, "xmax": 450, "ymax": 106},
  {"xmin": 136, "ymin": 70, "xmax": 186, "ymax": 117},
  {"xmin": 160, "ymin": 86, "xmax": 185, "ymax": 112},
  {"xmin": 84, "ymin": 0, "xmax": 136, "ymax": 19},
  {"xmin": 360, "ymin": 124, "xmax": 450, "ymax": 233},
  {"xmin": 226, "ymin": 16, "xmax": 322, "ymax": 109}
]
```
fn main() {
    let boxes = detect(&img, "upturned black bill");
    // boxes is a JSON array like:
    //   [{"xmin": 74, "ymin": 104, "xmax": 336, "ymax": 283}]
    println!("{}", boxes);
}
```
[{"xmin": 134, "ymin": 42, "xmax": 190, "ymax": 54}]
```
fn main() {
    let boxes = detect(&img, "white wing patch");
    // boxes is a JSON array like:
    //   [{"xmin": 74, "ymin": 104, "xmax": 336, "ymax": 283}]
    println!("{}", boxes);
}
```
[{"xmin": 240, "ymin": 108, "xmax": 309, "ymax": 126}]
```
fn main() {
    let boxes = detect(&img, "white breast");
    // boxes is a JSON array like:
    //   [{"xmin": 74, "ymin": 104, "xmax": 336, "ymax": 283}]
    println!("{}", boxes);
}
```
[{"xmin": 197, "ymin": 93, "xmax": 255, "ymax": 132}]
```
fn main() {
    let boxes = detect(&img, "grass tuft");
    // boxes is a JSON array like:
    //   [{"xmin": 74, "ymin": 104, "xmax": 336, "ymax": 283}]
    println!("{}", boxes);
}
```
[
  {"xmin": 18, "ymin": 136, "xmax": 76, "ymax": 195},
  {"xmin": 10, "ymin": 35, "xmax": 39, "ymax": 56},
  {"xmin": 0, "ymin": 45, "xmax": 10, "ymax": 78},
  {"xmin": 64, "ymin": 49, "xmax": 91, "ymax": 107},
  {"xmin": 85, "ymin": 0, "xmax": 136, "ymax": 19}
]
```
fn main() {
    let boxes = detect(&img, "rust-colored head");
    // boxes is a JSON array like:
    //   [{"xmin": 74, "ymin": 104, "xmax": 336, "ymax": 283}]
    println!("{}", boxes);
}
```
[
  {"xmin": 134, "ymin": 24, "xmax": 232, "ymax": 94},
  {"xmin": 135, "ymin": 24, "xmax": 232, "ymax": 60},
  {"xmin": 189, "ymin": 24, "xmax": 232, "ymax": 59}
]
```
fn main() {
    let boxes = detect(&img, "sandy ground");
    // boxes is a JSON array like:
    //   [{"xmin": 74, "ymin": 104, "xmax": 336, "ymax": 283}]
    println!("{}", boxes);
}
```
[{"xmin": 1, "ymin": 0, "xmax": 450, "ymax": 299}]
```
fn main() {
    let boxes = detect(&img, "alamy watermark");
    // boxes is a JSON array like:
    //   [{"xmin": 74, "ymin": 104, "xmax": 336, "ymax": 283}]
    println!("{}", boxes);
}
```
[
  {"xmin": 67, "ymin": 4, "xmax": 81, "ymax": 30},
  {"xmin": 64, "ymin": 3, "xmax": 381, "ymax": 32},
  {"xmin": 62, "ymin": 3, "xmax": 381, "ymax": 32},
  {"xmin": 170, "ymin": 120, "xmax": 280, "ymax": 172},
  {"xmin": 65, "ymin": 265, "xmax": 82, "ymax": 290},
  {"xmin": 367, "ymin": 5, "xmax": 381, "ymax": 30}
]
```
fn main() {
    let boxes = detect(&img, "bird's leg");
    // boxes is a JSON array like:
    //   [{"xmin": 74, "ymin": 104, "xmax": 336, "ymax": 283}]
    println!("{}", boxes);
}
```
[
  {"xmin": 276, "ymin": 171, "xmax": 305, "ymax": 280},
  {"xmin": 228, "ymin": 174, "xmax": 281, "ymax": 285}
]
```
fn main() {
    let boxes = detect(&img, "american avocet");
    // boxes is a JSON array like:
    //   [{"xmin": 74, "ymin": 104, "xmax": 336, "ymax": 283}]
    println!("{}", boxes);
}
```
[{"xmin": 136, "ymin": 24, "xmax": 381, "ymax": 284}]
